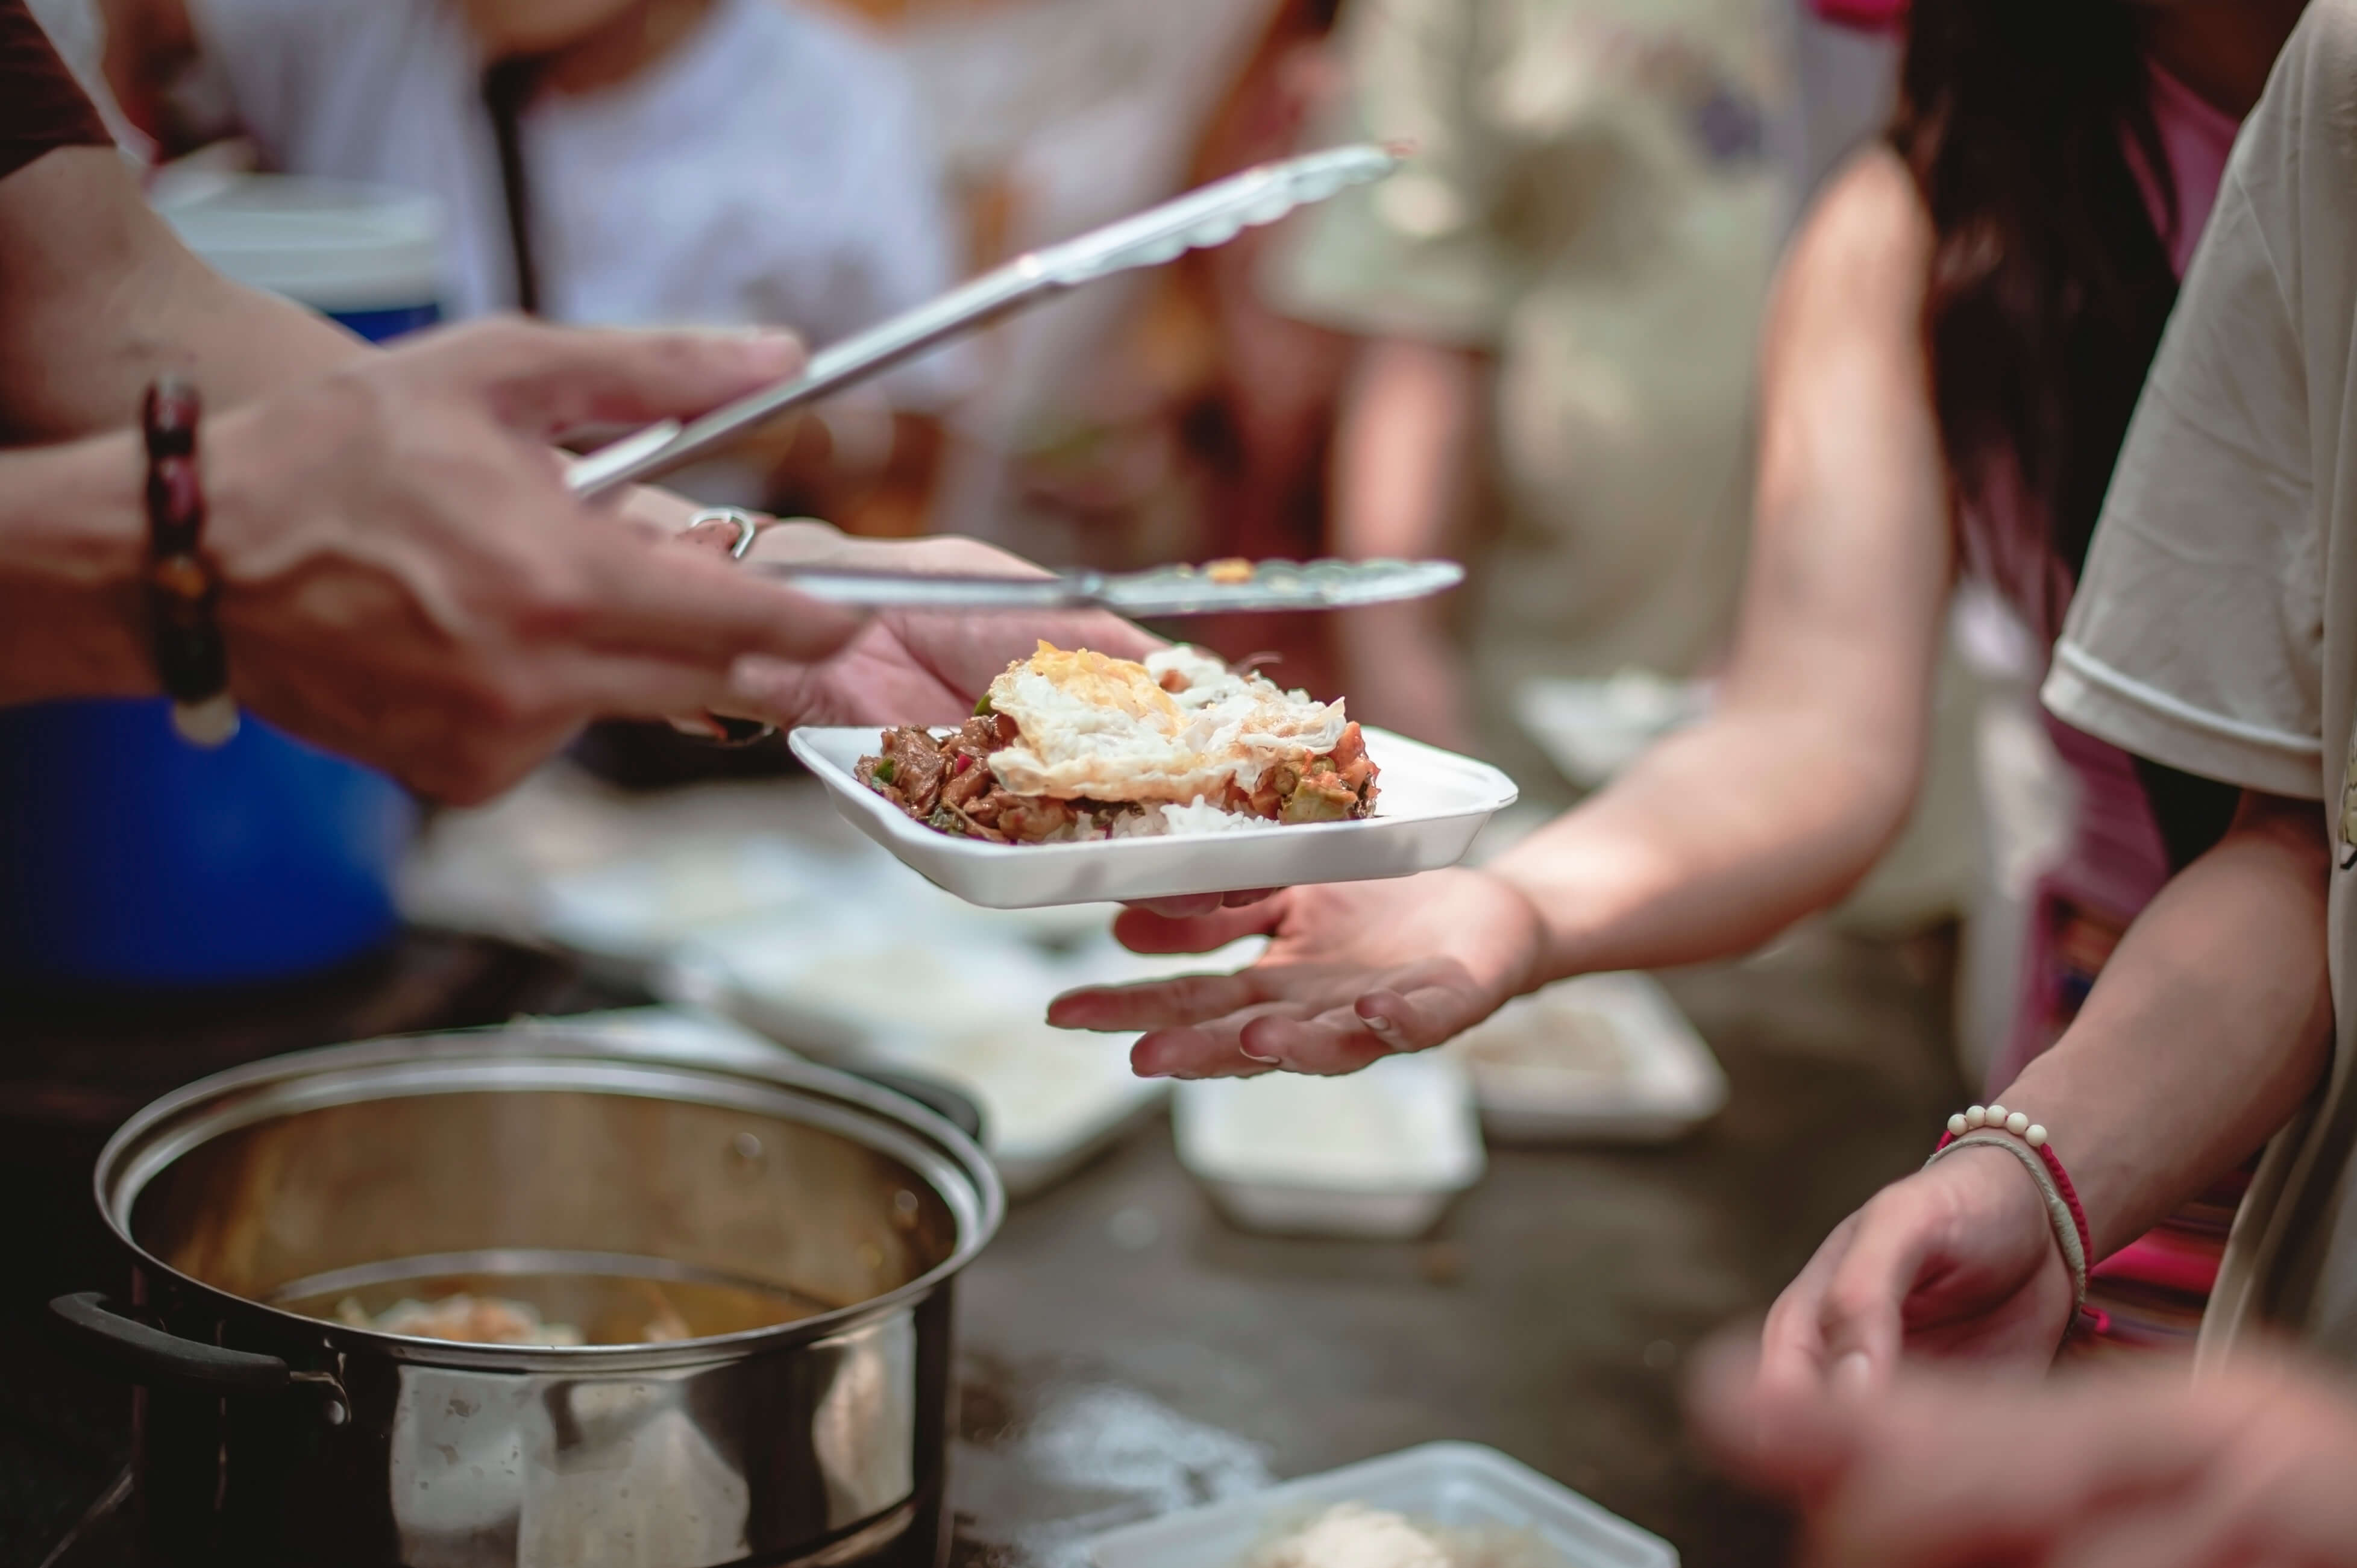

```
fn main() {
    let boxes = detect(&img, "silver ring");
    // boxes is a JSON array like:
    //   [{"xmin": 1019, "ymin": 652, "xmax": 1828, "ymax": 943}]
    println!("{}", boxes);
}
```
[
  {"xmin": 683, "ymin": 508, "xmax": 777, "ymax": 747},
  {"xmin": 687, "ymin": 507, "xmax": 764, "ymax": 561}
]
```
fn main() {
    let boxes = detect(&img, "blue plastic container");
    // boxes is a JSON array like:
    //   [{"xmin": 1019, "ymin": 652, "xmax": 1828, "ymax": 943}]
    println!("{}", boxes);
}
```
[{"xmin": 0, "ymin": 178, "xmax": 443, "ymax": 987}]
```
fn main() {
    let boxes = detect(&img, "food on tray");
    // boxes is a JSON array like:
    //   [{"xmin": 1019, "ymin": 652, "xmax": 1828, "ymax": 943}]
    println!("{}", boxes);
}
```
[
  {"xmin": 1244, "ymin": 1504, "xmax": 1553, "ymax": 1568},
  {"xmin": 339, "ymin": 1293, "xmax": 587, "ymax": 1347},
  {"xmin": 336, "ymin": 1289, "xmax": 692, "ymax": 1347},
  {"xmin": 856, "ymin": 643, "xmax": 1378, "ymax": 844}
]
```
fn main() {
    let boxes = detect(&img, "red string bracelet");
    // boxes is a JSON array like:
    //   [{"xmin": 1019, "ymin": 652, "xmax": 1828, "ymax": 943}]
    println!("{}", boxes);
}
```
[{"xmin": 1927, "ymin": 1105, "xmax": 2094, "ymax": 1311}]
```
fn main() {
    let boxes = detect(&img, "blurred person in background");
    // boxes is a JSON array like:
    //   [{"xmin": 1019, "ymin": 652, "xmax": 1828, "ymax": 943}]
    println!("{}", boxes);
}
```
[
  {"xmin": 93, "ymin": 0, "xmax": 963, "ymax": 536},
  {"xmin": 1056, "ymin": 0, "xmax": 2309, "ymax": 1360},
  {"xmin": 1007, "ymin": 0, "xmax": 1354, "ymax": 693},
  {"xmin": 1266, "ymin": 0, "xmax": 1790, "ymax": 760}
]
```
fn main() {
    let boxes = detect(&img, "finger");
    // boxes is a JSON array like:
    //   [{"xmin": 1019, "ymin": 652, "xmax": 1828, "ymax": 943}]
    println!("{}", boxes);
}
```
[
  {"xmin": 1132, "ymin": 1003, "xmax": 1319, "ymax": 1079},
  {"xmin": 1683, "ymin": 1330, "xmax": 1860, "ymax": 1503},
  {"xmin": 1757, "ymin": 1226, "xmax": 1854, "ymax": 1395},
  {"xmin": 1111, "ymin": 899, "xmax": 1287, "ymax": 953},
  {"xmin": 1810, "ymin": 1379, "xmax": 2223, "ymax": 1568},
  {"xmin": 1048, "ymin": 970, "xmax": 1270, "ymax": 1031},
  {"xmin": 1125, "ymin": 890, "xmax": 1276, "ymax": 919},
  {"xmin": 1237, "ymin": 1005, "xmax": 1399, "ymax": 1075},
  {"xmin": 2050, "ymin": 1487, "xmax": 2251, "ymax": 1568},
  {"xmin": 1809, "ymin": 1196, "xmax": 1941, "ymax": 1396},
  {"xmin": 1353, "ymin": 971, "xmax": 1497, "ymax": 1052},
  {"xmin": 573, "ymin": 539, "xmax": 867, "ymax": 668},
  {"xmin": 1126, "ymin": 895, "xmax": 1232, "ymax": 920},
  {"xmin": 450, "ymin": 318, "xmax": 805, "ymax": 438}
]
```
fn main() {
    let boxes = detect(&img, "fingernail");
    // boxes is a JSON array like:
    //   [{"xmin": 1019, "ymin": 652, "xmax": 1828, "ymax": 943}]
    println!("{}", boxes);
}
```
[
  {"xmin": 1239, "ymin": 1047, "xmax": 1281, "ymax": 1065},
  {"xmin": 1830, "ymin": 1351, "xmax": 1873, "ymax": 1402},
  {"xmin": 1364, "ymin": 1012, "xmax": 1396, "ymax": 1036}
]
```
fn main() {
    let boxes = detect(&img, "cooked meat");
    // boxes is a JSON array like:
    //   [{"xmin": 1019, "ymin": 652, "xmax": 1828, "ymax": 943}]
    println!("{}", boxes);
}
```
[
  {"xmin": 865, "ymin": 726, "xmax": 947, "ymax": 814},
  {"xmin": 853, "ymin": 653, "xmax": 1379, "ymax": 844},
  {"xmin": 941, "ymin": 751, "xmax": 994, "ymax": 811}
]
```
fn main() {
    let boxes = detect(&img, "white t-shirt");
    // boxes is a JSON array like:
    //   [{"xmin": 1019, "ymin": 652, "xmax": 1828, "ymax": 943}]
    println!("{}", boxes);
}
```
[
  {"xmin": 2042, "ymin": 0, "xmax": 2357, "ymax": 1357},
  {"xmin": 191, "ymin": 0, "xmax": 959, "ymax": 403}
]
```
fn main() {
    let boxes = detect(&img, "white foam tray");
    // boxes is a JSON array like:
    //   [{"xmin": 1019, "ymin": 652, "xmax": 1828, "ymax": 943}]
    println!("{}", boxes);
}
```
[
  {"xmin": 1445, "ymin": 973, "xmax": 1727, "ymax": 1145},
  {"xmin": 1173, "ymin": 1055, "xmax": 1484, "ymax": 1240},
  {"xmin": 1082, "ymin": 1441, "xmax": 1675, "ymax": 1568},
  {"xmin": 790, "ymin": 726, "xmax": 1516, "ymax": 909}
]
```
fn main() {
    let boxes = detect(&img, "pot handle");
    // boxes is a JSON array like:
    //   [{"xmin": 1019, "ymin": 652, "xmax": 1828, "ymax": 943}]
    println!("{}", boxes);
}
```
[{"xmin": 50, "ymin": 1291, "xmax": 292, "ymax": 1393}]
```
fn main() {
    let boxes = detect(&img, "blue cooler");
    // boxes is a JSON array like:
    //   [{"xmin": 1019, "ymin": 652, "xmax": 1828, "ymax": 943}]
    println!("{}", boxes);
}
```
[{"xmin": 0, "ymin": 178, "xmax": 443, "ymax": 987}]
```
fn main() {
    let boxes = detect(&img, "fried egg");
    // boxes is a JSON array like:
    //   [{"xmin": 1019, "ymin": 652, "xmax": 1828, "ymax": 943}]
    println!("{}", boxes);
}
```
[{"xmin": 985, "ymin": 642, "xmax": 1349, "ymax": 803}]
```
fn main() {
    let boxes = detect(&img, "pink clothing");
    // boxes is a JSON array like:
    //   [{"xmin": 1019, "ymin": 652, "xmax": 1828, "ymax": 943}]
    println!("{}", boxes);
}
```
[
  {"xmin": 2130, "ymin": 63, "xmax": 2241, "ymax": 279},
  {"xmin": 1981, "ymin": 60, "xmax": 2242, "ymax": 1094},
  {"xmin": 1809, "ymin": 0, "xmax": 1906, "ymax": 31}
]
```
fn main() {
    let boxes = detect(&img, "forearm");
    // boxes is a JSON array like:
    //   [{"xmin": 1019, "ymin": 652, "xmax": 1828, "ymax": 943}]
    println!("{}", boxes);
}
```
[
  {"xmin": 0, "ymin": 149, "xmax": 365, "ymax": 441},
  {"xmin": 1993, "ymin": 792, "xmax": 2332, "ymax": 1259},
  {"xmin": 0, "ymin": 430, "xmax": 151, "ymax": 701},
  {"xmin": 1489, "ymin": 699, "xmax": 1919, "ymax": 981},
  {"xmin": 1329, "ymin": 336, "xmax": 1482, "ymax": 738},
  {"xmin": 1331, "ymin": 336, "xmax": 1483, "ymax": 559}
]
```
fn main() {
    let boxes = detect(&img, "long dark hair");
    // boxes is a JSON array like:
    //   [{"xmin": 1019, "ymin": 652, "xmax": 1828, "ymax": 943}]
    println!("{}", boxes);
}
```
[{"xmin": 1892, "ymin": 0, "xmax": 2181, "ymax": 632}]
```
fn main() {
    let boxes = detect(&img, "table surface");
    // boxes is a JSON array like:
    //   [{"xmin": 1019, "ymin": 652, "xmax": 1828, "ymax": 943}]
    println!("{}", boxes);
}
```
[
  {"xmin": 7, "ymin": 921, "xmax": 1965, "ymax": 1568},
  {"xmin": 944, "ymin": 926, "xmax": 1968, "ymax": 1568}
]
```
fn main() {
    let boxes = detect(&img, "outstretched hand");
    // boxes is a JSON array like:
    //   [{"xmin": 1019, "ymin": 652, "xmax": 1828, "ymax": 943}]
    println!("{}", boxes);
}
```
[
  {"xmin": 1047, "ymin": 868, "xmax": 1545, "ymax": 1077},
  {"xmin": 1692, "ymin": 1335, "xmax": 2357, "ymax": 1568}
]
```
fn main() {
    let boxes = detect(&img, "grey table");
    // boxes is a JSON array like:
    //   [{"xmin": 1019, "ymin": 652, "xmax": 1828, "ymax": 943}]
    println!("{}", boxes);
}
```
[{"xmin": 946, "ymin": 926, "xmax": 1969, "ymax": 1568}]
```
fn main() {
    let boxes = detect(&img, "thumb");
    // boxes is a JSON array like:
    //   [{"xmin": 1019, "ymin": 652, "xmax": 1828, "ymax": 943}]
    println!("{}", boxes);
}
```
[
  {"xmin": 1111, "ymin": 897, "xmax": 1288, "ymax": 955},
  {"xmin": 1810, "ymin": 1202, "xmax": 1933, "ymax": 1397},
  {"xmin": 433, "ymin": 318, "xmax": 806, "ymax": 440}
]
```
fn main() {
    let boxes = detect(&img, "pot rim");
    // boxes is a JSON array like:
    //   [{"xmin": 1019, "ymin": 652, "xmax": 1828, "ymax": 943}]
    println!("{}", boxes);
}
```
[{"xmin": 90, "ymin": 1024, "xmax": 1006, "ymax": 1372}]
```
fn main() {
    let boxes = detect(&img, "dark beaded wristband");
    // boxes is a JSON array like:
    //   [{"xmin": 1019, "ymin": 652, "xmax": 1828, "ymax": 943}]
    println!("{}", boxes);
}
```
[{"xmin": 142, "ymin": 377, "xmax": 239, "ymax": 747}]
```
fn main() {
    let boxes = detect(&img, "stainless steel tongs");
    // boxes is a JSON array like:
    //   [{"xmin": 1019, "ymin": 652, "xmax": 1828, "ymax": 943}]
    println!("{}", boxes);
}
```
[
  {"xmin": 750, "ymin": 557, "xmax": 1466, "ymax": 616},
  {"xmin": 565, "ymin": 142, "xmax": 1405, "ymax": 501}
]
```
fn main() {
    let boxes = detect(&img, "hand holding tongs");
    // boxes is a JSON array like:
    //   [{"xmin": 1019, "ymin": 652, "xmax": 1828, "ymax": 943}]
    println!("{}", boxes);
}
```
[{"xmin": 566, "ymin": 143, "xmax": 1406, "ymax": 501}]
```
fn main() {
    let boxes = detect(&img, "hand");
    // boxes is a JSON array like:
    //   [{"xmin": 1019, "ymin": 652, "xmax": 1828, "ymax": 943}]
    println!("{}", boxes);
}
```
[
  {"xmin": 1692, "ymin": 1338, "xmax": 2357, "ymax": 1568},
  {"xmin": 1046, "ymin": 867, "xmax": 1545, "ymax": 1077},
  {"xmin": 724, "ymin": 525, "xmax": 1163, "ymax": 727},
  {"xmin": 205, "ymin": 318, "xmax": 864, "ymax": 803},
  {"xmin": 1758, "ymin": 1144, "xmax": 2076, "ymax": 1399}
]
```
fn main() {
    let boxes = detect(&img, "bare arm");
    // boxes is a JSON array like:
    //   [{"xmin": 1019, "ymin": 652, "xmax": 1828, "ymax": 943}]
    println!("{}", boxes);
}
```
[
  {"xmin": 1492, "ymin": 147, "xmax": 1954, "ymax": 974},
  {"xmin": 1997, "ymin": 790, "xmax": 2332, "ymax": 1256},
  {"xmin": 1056, "ymin": 149, "xmax": 1964, "ymax": 1076},
  {"xmin": 1759, "ymin": 789, "xmax": 2333, "ymax": 1388},
  {"xmin": 1326, "ymin": 337, "xmax": 1483, "ymax": 747},
  {"xmin": 0, "ymin": 148, "xmax": 366, "ymax": 440}
]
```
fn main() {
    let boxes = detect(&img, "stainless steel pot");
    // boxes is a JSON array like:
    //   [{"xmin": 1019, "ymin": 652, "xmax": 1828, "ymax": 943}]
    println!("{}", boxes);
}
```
[{"xmin": 52, "ymin": 1027, "xmax": 1004, "ymax": 1568}]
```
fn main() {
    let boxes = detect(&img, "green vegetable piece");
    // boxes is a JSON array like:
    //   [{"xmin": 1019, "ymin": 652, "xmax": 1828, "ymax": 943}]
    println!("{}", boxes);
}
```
[
  {"xmin": 973, "ymin": 694, "xmax": 995, "ymax": 717},
  {"xmin": 872, "ymin": 757, "xmax": 897, "ymax": 785},
  {"xmin": 1281, "ymin": 785, "xmax": 1355, "ymax": 825}
]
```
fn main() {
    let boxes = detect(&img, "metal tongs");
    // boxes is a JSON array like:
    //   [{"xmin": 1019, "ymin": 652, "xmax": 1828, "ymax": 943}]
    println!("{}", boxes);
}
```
[
  {"xmin": 568, "ymin": 142, "xmax": 1401, "ymax": 500},
  {"xmin": 752, "ymin": 557, "xmax": 1466, "ymax": 617}
]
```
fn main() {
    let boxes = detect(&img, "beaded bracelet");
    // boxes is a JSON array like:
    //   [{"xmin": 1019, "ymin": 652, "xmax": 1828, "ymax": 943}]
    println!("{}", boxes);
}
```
[
  {"xmin": 1925, "ymin": 1104, "xmax": 2093, "ymax": 1312},
  {"xmin": 142, "ymin": 378, "xmax": 238, "ymax": 747}
]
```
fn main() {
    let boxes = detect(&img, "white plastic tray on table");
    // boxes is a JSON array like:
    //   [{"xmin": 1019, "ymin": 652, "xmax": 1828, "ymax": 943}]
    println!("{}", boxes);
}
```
[
  {"xmin": 789, "ymin": 726, "xmax": 1516, "ymax": 910},
  {"xmin": 1444, "ymin": 973, "xmax": 1726, "ymax": 1146},
  {"xmin": 1081, "ymin": 1441, "xmax": 1677, "ymax": 1568},
  {"xmin": 1173, "ymin": 1054, "xmax": 1484, "ymax": 1240}
]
